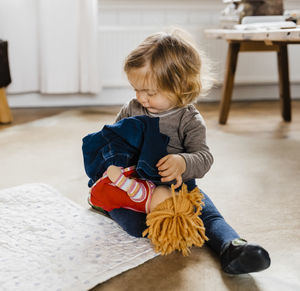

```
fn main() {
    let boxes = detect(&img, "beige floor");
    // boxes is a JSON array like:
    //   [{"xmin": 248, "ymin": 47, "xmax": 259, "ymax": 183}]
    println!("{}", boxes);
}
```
[{"xmin": 1, "ymin": 101, "xmax": 300, "ymax": 291}]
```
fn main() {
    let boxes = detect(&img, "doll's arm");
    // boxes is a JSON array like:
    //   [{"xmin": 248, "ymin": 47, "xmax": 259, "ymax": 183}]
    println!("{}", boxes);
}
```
[{"xmin": 107, "ymin": 165, "xmax": 147, "ymax": 202}]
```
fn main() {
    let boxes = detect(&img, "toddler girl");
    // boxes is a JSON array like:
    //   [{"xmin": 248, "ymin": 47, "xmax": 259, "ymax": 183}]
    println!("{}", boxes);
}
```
[{"xmin": 102, "ymin": 29, "xmax": 271, "ymax": 274}]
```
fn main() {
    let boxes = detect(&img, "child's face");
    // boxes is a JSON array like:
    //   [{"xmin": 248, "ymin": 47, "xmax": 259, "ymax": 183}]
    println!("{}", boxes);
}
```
[{"xmin": 127, "ymin": 68, "xmax": 175, "ymax": 114}]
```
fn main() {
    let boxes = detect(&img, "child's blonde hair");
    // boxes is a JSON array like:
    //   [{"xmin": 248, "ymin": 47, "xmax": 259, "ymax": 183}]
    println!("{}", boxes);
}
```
[
  {"xmin": 124, "ymin": 28, "xmax": 213, "ymax": 107},
  {"xmin": 143, "ymin": 184, "xmax": 208, "ymax": 256}
]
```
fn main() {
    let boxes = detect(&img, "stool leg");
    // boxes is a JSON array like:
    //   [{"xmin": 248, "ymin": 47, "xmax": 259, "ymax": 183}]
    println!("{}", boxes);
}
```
[
  {"xmin": 0, "ymin": 88, "xmax": 13, "ymax": 124},
  {"xmin": 277, "ymin": 44, "xmax": 291, "ymax": 122},
  {"xmin": 219, "ymin": 42, "xmax": 240, "ymax": 124}
]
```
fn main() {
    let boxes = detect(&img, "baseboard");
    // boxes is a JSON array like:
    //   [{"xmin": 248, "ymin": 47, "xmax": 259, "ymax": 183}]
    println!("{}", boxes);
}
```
[{"xmin": 7, "ymin": 83, "xmax": 300, "ymax": 108}]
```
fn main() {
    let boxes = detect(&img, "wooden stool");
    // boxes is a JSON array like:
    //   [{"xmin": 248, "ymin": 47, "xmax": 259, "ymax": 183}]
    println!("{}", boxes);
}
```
[
  {"xmin": 220, "ymin": 40, "xmax": 292, "ymax": 124},
  {"xmin": 204, "ymin": 28, "xmax": 300, "ymax": 124},
  {"xmin": 0, "ymin": 87, "xmax": 13, "ymax": 123},
  {"xmin": 0, "ymin": 39, "xmax": 13, "ymax": 124}
]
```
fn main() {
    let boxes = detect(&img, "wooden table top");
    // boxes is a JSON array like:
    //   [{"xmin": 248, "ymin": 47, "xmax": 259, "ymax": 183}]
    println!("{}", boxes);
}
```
[{"xmin": 204, "ymin": 27, "xmax": 300, "ymax": 42}]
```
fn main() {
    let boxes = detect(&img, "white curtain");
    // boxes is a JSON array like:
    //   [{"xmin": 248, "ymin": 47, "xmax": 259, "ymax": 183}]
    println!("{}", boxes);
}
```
[{"xmin": 0, "ymin": 0, "xmax": 100, "ymax": 94}]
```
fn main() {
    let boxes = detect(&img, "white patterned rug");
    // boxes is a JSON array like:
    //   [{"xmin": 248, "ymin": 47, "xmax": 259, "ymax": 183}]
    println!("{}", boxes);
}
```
[{"xmin": 0, "ymin": 183, "xmax": 157, "ymax": 291}]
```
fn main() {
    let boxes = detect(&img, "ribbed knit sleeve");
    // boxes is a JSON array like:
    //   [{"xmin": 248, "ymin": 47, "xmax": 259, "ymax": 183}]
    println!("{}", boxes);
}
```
[{"xmin": 178, "ymin": 106, "xmax": 214, "ymax": 181}]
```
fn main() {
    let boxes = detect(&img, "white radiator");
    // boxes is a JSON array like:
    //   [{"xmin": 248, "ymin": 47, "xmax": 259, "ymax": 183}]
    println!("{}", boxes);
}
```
[
  {"xmin": 98, "ymin": 25, "xmax": 300, "ymax": 88},
  {"xmin": 98, "ymin": 26, "xmax": 218, "ymax": 86},
  {"xmin": 97, "ymin": 0, "xmax": 300, "ymax": 87}
]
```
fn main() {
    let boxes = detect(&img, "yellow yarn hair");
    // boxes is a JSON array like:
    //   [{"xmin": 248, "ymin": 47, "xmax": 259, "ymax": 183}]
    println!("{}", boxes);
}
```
[{"xmin": 142, "ymin": 184, "xmax": 208, "ymax": 256}]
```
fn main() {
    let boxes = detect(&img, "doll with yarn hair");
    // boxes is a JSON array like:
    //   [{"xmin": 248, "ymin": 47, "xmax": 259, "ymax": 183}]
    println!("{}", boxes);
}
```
[
  {"xmin": 90, "ymin": 165, "xmax": 208, "ymax": 256},
  {"xmin": 143, "ymin": 183, "xmax": 208, "ymax": 256}
]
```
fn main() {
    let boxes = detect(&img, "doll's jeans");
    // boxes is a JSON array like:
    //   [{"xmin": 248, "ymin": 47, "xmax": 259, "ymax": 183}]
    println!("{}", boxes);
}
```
[{"xmin": 108, "ymin": 191, "xmax": 239, "ymax": 255}]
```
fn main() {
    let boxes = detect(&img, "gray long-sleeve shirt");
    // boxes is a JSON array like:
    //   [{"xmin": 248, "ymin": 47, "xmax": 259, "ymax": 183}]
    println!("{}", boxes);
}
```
[{"xmin": 115, "ymin": 99, "xmax": 214, "ymax": 181}]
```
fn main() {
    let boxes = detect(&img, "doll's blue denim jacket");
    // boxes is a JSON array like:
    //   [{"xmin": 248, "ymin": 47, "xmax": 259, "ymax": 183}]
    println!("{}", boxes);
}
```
[{"xmin": 82, "ymin": 115, "xmax": 170, "ymax": 187}]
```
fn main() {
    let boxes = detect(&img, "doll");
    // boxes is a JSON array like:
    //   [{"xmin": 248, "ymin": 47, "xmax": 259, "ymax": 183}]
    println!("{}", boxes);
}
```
[{"xmin": 89, "ymin": 165, "xmax": 208, "ymax": 256}]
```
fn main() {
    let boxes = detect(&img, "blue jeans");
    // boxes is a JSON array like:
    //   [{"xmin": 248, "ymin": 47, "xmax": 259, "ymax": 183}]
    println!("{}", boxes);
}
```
[{"xmin": 108, "ymin": 191, "xmax": 239, "ymax": 255}]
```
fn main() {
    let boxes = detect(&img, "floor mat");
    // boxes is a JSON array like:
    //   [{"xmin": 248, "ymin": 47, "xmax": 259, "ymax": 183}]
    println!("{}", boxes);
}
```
[{"xmin": 0, "ymin": 183, "xmax": 157, "ymax": 291}]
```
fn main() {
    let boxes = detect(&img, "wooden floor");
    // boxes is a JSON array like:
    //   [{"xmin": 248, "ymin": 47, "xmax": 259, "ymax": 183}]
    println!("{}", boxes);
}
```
[
  {"xmin": 1, "ymin": 100, "xmax": 300, "ymax": 139},
  {"xmin": 198, "ymin": 100, "xmax": 300, "ymax": 140}
]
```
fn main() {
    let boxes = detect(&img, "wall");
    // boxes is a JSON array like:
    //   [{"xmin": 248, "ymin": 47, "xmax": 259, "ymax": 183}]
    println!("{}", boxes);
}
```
[
  {"xmin": 98, "ymin": 0, "xmax": 300, "ymax": 85},
  {"xmin": 8, "ymin": 0, "xmax": 300, "ymax": 107}
]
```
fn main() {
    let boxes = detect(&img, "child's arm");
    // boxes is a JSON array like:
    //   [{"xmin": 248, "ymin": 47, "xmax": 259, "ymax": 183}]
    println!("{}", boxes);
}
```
[
  {"xmin": 107, "ymin": 165, "xmax": 147, "ymax": 202},
  {"xmin": 157, "ymin": 107, "xmax": 213, "ymax": 184},
  {"xmin": 178, "ymin": 113, "xmax": 214, "ymax": 181}
]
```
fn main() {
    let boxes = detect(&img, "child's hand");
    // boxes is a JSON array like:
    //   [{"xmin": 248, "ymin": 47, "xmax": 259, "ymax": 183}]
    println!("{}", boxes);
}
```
[
  {"xmin": 107, "ymin": 165, "xmax": 122, "ymax": 183},
  {"xmin": 156, "ymin": 154, "xmax": 186, "ymax": 189}
]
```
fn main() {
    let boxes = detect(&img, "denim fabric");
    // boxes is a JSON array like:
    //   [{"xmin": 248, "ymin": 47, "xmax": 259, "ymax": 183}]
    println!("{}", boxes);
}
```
[
  {"xmin": 108, "ymin": 189, "xmax": 239, "ymax": 255},
  {"xmin": 82, "ymin": 116, "xmax": 170, "ymax": 187}
]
